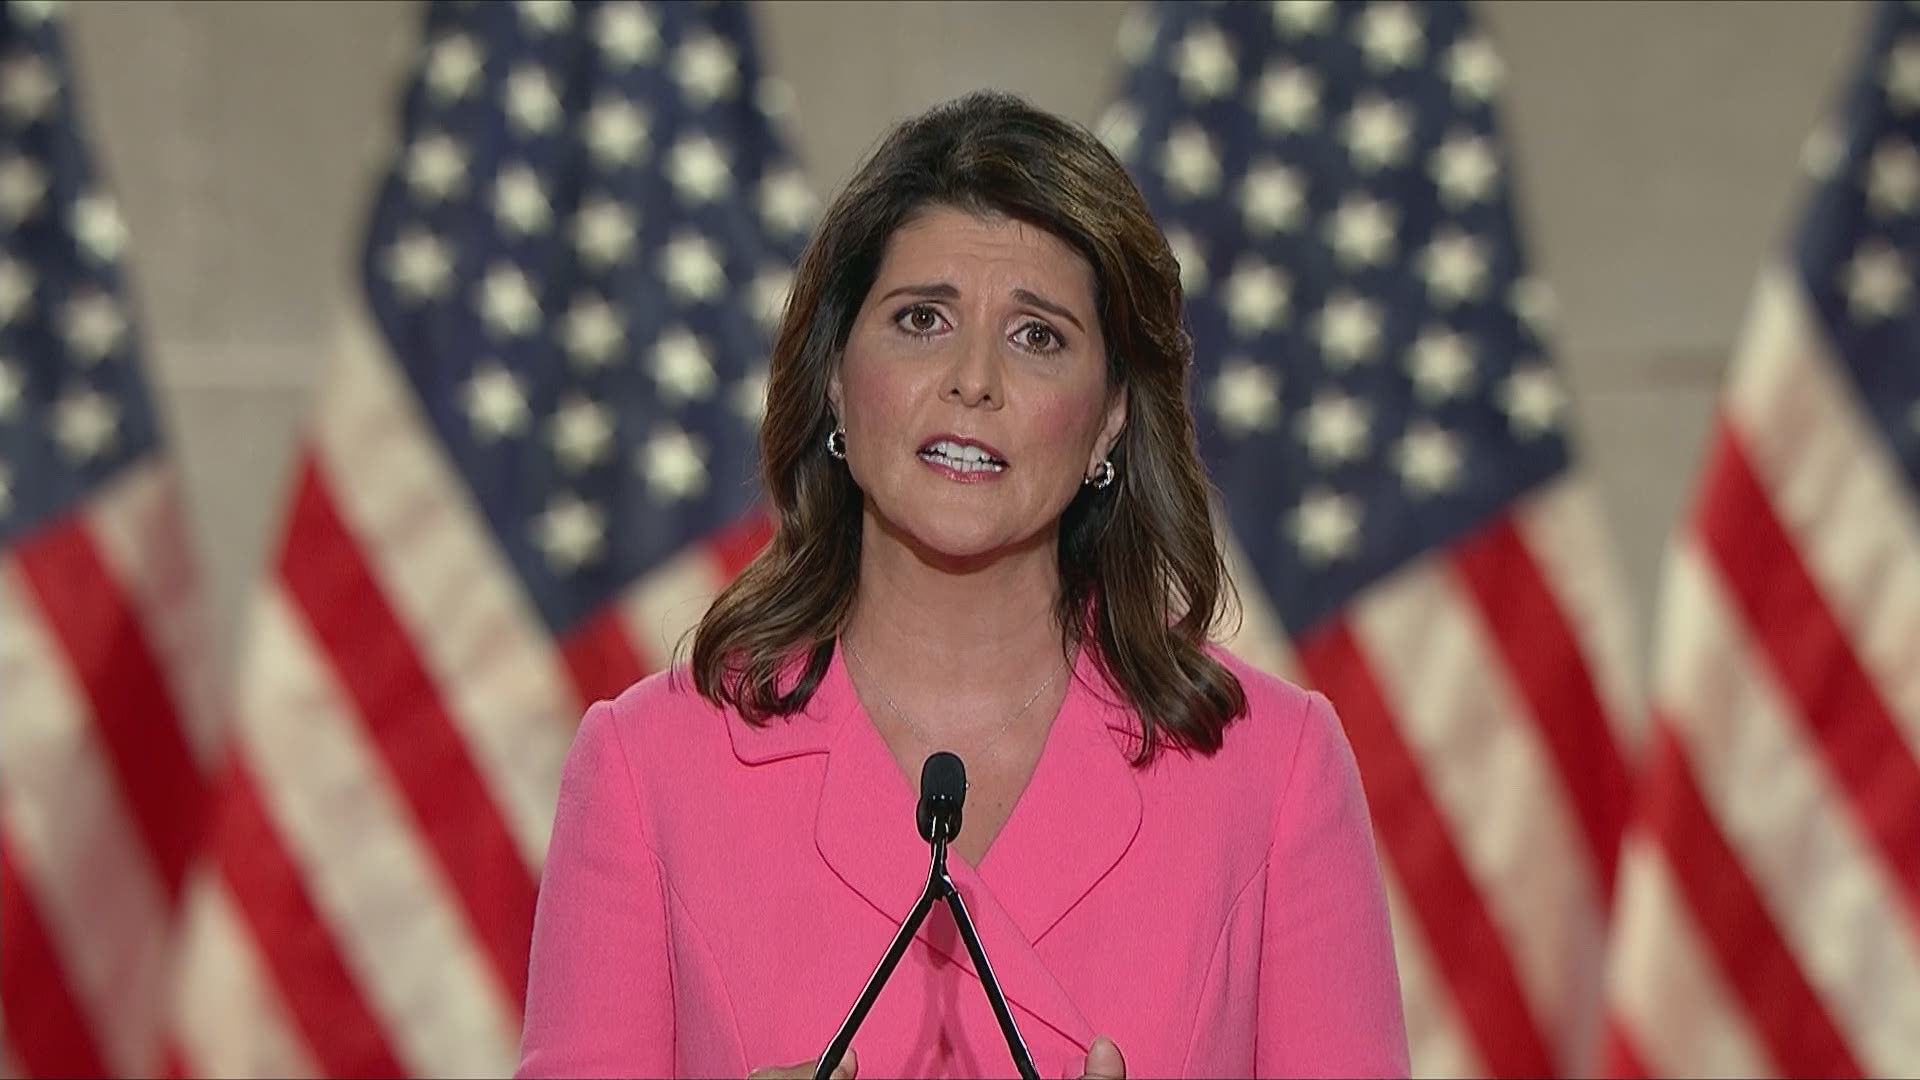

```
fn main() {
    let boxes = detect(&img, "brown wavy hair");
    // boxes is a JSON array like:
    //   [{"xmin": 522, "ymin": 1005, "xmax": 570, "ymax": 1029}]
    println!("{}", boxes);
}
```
[{"xmin": 688, "ymin": 90, "xmax": 1247, "ymax": 763}]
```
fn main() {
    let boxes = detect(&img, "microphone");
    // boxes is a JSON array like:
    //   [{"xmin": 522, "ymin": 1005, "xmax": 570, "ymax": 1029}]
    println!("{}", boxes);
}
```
[
  {"xmin": 917, "ymin": 750, "xmax": 965, "ymax": 843},
  {"xmin": 814, "ymin": 752, "xmax": 1039, "ymax": 1080}
]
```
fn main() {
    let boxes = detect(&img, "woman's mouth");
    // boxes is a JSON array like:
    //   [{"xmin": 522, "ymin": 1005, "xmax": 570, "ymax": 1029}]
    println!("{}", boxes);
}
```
[{"xmin": 917, "ymin": 438, "xmax": 1008, "ymax": 479}]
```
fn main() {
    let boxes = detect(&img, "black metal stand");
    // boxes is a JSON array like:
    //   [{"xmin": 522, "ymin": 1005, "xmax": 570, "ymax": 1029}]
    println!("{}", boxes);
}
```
[{"xmin": 813, "ymin": 836, "xmax": 1039, "ymax": 1080}]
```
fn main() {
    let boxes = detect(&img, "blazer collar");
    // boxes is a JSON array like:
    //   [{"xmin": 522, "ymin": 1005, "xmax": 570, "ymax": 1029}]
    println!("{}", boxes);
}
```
[
  {"xmin": 804, "ymin": 642, "xmax": 1144, "ymax": 1050},
  {"xmin": 723, "ymin": 648, "xmax": 849, "ymax": 764}
]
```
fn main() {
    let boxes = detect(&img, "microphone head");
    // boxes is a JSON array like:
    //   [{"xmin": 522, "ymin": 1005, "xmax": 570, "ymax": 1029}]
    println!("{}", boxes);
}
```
[
  {"xmin": 922, "ymin": 751, "xmax": 966, "ymax": 800},
  {"xmin": 917, "ymin": 751, "xmax": 967, "ymax": 844}
]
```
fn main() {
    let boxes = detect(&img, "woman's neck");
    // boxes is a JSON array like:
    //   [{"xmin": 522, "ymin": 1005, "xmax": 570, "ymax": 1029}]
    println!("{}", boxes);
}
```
[{"xmin": 842, "ymin": 514, "xmax": 1073, "ymax": 727}]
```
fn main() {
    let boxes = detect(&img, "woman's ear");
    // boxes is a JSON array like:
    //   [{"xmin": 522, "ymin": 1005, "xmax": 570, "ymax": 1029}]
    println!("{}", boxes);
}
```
[
  {"xmin": 1094, "ymin": 384, "xmax": 1128, "ymax": 466},
  {"xmin": 827, "ymin": 364, "xmax": 844, "ymax": 424}
]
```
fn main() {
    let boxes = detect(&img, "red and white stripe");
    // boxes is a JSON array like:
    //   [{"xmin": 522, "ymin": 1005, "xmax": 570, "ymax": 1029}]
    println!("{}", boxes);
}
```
[
  {"xmin": 1604, "ymin": 267, "xmax": 1920, "ymax": 1078},
  {"xmin": 165, "ymin": 305, "xmax": 770, "ymax": 1076},
  {"xmin": 1378, "ymin": 853, "xmax": 1478, "ymax": 1078},
  {"xmin": 1221, "ymin": 471, "xmax": 1639, "ymax": 1078},
  {"xmin": 85, "ymin": 462, "xmax": 228, "ymax": 764},
  {"xmin": 1516, "ymin": 478, "xmax": 1646, "ymax": 754},
  {"xmin": 168, "ymin": 857, "xmax": 318, "ymax": 1080},
  {"xmin": 1357, "ymin": 541, "xmax": 1612, "ymax": 1073},
  {"xmin": 0, "ymin": 461, "xmax": 211, "ymax": 1078},
  {"xmin": 1604, "ymin": 833, "xmax": 1771, "ymax": 1077},
  {"xmin": 312, "ymin": 317, "xmax": 582, "ymax": 873},
  {"xmin": 242, "ymin": 585, "xmax": 524, "ymax": 1072}
]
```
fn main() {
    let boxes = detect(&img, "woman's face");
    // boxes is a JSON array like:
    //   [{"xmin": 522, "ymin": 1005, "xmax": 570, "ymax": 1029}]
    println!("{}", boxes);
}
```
[{"xmin": 829, "ymin": 206, "xmax": 1127, "ymax": 565}]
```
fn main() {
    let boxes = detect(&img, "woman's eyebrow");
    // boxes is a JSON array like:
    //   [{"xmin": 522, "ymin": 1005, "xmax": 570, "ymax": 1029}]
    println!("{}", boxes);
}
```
[
  {"xmin": 1011, "ymin": 288, "xmax": 1085, "ymax": 335},
  {"xmin": 875, "ymin": 282, "xmax": 960, "ymax": 305}
]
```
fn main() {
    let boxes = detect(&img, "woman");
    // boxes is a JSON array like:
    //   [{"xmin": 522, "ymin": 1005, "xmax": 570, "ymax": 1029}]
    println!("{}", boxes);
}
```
[{"xmin": 517, "ymin": 91, "xmax": 1409, "ymax": 1080}]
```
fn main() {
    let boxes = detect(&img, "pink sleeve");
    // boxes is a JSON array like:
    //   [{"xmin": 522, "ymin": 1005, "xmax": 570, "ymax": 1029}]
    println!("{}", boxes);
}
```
[
  {"xmin": 1255, "ymin": 690, "xmax": 1410, "ymax": 1078},
  {"xmin": 517, "ymin": 701, "xmax": 675, "ymax": 1079}
]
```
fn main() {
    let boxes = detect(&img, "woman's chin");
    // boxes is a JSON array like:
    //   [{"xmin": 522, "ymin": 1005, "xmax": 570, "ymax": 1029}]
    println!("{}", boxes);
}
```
[
  {"xmin": 870, "ymin": 508, "xmax": 1048, "ymax": 570},
  {"xmin": 902, "ymin": 527, "xmax": 1012, "ymax": 568}
]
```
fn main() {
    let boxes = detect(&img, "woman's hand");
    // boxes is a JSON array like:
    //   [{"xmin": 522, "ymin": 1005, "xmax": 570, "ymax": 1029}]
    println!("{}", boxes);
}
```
[
  {"xmin": 747, "ymin": 1049, "xmax": 856, "ymax": 1080},
  {"xmin": 1075, "ymin": 1035, "xmax": 1126, "ymax": 1079}
]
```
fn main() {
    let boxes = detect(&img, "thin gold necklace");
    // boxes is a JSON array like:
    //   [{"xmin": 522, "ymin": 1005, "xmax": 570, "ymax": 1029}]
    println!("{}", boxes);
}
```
[{"xmin": 842, "ymin": 635, "xmax": 1068, "ymax": 762}]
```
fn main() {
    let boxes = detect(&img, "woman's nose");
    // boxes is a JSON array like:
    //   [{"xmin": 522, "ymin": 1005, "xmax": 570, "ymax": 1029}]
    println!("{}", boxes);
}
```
[{"xmin": 945, "ymin": 329, "xmax": 1004, "ymax": 407}]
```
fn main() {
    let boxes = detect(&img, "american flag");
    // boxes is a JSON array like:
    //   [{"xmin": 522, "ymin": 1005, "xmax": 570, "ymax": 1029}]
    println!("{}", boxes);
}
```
[
  {"xmin": 0, "ymin": 0, "xmax": 219, "ymax": 1075},
  {"xmin": 1105, "ymin": 1, "xmax": 1641, "ymax": 1075},
  {"xmin": 162, "ymin": 1, "xmax": 810, "ymax": 1074},
  {"xmin": 1602, "ymin": 2, "xmax": 1920, "ymax": 1075}
]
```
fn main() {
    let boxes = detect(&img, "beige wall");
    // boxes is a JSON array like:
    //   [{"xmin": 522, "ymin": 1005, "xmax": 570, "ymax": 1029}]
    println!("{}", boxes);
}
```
[{"xmin": 58, "ymin": 0, "xmax": 1873, "ymax": 683}]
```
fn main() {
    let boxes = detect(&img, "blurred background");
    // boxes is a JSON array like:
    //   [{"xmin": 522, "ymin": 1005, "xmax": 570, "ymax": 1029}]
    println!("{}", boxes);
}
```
[
  {"xmin": 55, "ymin": 0, "xmax": 1873, "ymax": 678},
  {"xmin": 5, "ymin": 1, "xmax": 1917, "ymax": 1078}
]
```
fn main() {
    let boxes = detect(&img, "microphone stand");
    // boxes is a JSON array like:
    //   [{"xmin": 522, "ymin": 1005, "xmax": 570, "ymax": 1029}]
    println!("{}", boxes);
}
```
[{"xmin": 814, "ymin": 833, "xmax": 1039, "ymax": 1080}]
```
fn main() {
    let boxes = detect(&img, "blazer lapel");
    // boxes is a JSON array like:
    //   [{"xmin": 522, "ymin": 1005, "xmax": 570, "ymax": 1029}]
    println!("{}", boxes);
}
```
[
  {"xmin": 723, "ymin": 647, "xmax": 923, "ymax": 918},
  {"xmin": 813, "ymin": 683, "xmax": 939, "ymax": 926},
  {"xmin": 723, "ymin": 648, "xmax": 847, "ymax": 766},
  {"xmin": 939, "ymin": 857, "xmax": 1100, "ymax": 1051},
  {"xmin": 973, "ymin": 654, "xmax": 1143, "ymax": 946}
]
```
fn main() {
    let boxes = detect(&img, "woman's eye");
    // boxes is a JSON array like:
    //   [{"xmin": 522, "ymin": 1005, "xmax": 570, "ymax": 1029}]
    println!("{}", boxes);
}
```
[
  {"xmin": 1017, "ymin": 323, "xmax": 1061, "ymax": 352},
  {"xmin": 898, "ymin": 305, "xmax": 944, "ymax": 334}
]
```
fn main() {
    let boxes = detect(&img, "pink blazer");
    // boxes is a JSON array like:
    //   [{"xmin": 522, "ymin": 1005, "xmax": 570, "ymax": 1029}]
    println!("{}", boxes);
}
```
[{"xmin": 517, "ymin": 644, "xmax": 1409, "ymax": 1079}]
